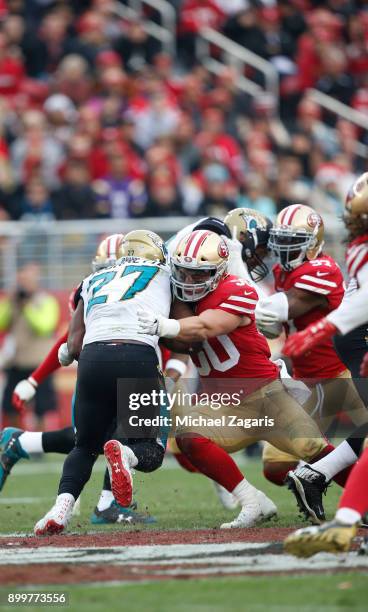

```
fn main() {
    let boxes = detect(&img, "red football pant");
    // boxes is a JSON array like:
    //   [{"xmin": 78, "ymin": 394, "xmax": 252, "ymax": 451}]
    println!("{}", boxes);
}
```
[
  {"xmin": 339, "ymin": 447, "xmax": 368, "ymax": 516},
  {"xmin": 176, "ymin": 434, "xmax": 244, "ymax": 492}
]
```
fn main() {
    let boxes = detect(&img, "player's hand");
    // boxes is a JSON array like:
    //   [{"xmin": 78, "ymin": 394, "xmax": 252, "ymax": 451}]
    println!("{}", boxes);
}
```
[
  {"xmin": 58, "ymin": 342, "xmax": 74, "ymax": 366},
  {"xmin": 255, "ymin": 302, "xmax": 281, "ymax": 327},
  {"xmin": 360, "ymin": 352, "xmax": 368, "ymax": 377},
  {"xmin": 137, "ymin": 310, "xmax": 180, "ymax": 338},
  {"xmin": 282, "ymin": 318, "xmax": 338, "ymax": 358},
  {"xmin": 12, "ymin": 377, "xmax": 37, "ymax": 413}
]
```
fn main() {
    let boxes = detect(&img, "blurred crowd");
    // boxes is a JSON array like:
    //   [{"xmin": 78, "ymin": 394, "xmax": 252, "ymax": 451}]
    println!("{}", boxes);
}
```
[{"xmin": 0, "ymin": 0, "xmax": 367, "ymax": 231}]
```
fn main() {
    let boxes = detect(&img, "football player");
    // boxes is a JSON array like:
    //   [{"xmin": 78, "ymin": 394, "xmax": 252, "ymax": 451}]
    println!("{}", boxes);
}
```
[
  {"xmin": 253, "ymin": 204, "xmax": 367, "ymax": 514},
  {"xmin": 34, "ymin": 230, "xmax": 172, "ymax": 535},
  {"xmin": 138, "ymin": 229, "xmax": 345, "ymax": 529},
  {"xmin": 280, "ymin": 175, "xmax": 368, "ymax": 522},
  {"xmin": 0, "ymin": 234, "xmax": 154, "ymax": 525}
]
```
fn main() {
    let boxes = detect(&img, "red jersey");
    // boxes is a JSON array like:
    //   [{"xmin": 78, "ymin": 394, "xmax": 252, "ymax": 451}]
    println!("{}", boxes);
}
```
[
  {"xmin": 346, "ymin": 234, "xmax": 368, "ymax": 285},
  {"xmin": 191, "ymin": 275, "xmax": 279, "ymax": 388},
  {"xmin": 273, "ymin": 254, "xmax": 346, "ymax": 380}
]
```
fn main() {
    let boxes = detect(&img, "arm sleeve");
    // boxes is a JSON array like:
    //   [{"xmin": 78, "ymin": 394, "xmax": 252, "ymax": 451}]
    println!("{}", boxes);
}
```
[
  {"xmin": 327, "ymin": 262, "xmax": 368, "ymax": 335},
  {"xmin": 0, "ymin": 298, "xmax": 12, "ymax": 331},
  {"xmin": 31, "ymin": 330, "xmax": 69, "ymax": 384},
  {"xmin": 23, "ymin": 295, "xmax": 60, "ymax": 336}
]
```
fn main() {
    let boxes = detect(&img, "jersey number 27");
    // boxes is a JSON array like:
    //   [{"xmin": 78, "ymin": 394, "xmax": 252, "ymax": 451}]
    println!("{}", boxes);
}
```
[{"xmin": 86, "ymin": 265, "xmax": 158, "ymax": 314}]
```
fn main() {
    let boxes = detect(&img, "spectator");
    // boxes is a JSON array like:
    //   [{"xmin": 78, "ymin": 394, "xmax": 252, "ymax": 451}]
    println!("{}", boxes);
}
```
[
  {"xmin": 52, "ymin": 160, "xmax": 97, "ymax": 220},
  {"xmin": 113, "ymin": 19, "xmax": 161, "ymax": 72},
  {"xmin": 197, "ymin": 163, "xmax": 237, "ymax": 217},
  {"xmin": 20, "ymin": 177, "xmax": 55, "ymax": 220},
  {"xmin": 146, "ymin": 170, "xmax": 184, "ymax": 217},
  {"xmin": 0, "ymin": 263, "xmax": 60, "ymax": 427},
  {"xmin": 238, "ymin": 175, "xmax": 277, "ymax": 218},
  {"xmin": 11, "ymin": 110, "xmax": 64, "ymax": 190},
  {"xmin": 93, "ymin": 146, "xmax": 147, "ymax": 218},
  {"xmin": 0, "ymin": 30, "xmax": 24, "ymax": 97}
]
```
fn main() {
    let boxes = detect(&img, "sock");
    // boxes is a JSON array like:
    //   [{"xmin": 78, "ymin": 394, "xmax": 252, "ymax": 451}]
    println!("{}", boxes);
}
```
[
  {"xmin": 174, "ymin": 451, "xmax": 199, "ymax": 473},
  {"xmin": 310, "ymin": 441, "xmax": 358, "ymax": 483},
  {"xmin": 176, "ymin": 435, "xmax": 244, "ymax": 492},
  {"xmin": 122, "ymin": 445, "xmax": 138, "ymax": 468},
  {"xmin": 42, "ymin": 427, "xmax": 75, "ymax": 454},
  {"xmin": 97, "ymin": 490, "xmax": 114, "ymax": 512},
  {"xmin": 335, "ymin": 507, "xmax": 362, "ymax": 525},
  {"xmin": 18, "ymin": 432, "xmax": 43, "ymax": 454},
  {"xmin": 231, "ymin": 478, "xmax": 259, "ymax": 506},
  {"xmin": 338, "ymin": 447, "xmax": 368, "ymax": 517}
]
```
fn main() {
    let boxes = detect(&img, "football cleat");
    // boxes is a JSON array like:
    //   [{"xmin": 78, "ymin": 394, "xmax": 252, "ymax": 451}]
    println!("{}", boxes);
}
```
[
  {"xmin": 0, "ymin": 428, "xmax": 28, "ymax": 492},
  {"xmin": 91, "ymin": 500, "xmax": 157, "ymax": 525},
  {"xmin": 213, "ymin": 482, "xmax": 239, "ymax": 510},
  {"xmin": 284, "ymin": 520, "xmax": 358, "ymax": 557},
  {"xmin": 358, "ymin": 535, "xmax": 368, "ymax": 556},
  {"xmin": 34, "ymin": 494, "xmax": 75, "ymax": 536},
  {"xmin": 286, "ymin": 465, "xmax": 328, "ymax": 524},
  {"xmin": 104, "ymin": 440, "xmax": 133, "ymax": 508},
  {"xmin": 220, "ymin": 491, "xmax": 277, "ymax": 529}
]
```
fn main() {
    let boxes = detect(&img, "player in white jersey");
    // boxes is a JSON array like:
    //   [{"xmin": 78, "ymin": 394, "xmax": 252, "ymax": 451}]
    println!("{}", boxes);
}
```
[{"xmin": 34, "ymin": 230, "xmax": 172, "ymax": 536}]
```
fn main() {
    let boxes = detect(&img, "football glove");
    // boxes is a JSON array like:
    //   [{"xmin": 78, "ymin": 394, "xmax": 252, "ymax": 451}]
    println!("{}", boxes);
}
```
[
  {"xmin": 137, "ymin": 309, "xmax": 180, "ymax": 338},
  {"xmin": 12, "ymin": 377, "xmax": 38, "ymax": 413},
  {"xmin": 282, "ymin": 318, "xmax": 338, "ymax": 359},
  {"xmin": 58, "ymin": 342, "xmax": 74, "ymax": 366}
]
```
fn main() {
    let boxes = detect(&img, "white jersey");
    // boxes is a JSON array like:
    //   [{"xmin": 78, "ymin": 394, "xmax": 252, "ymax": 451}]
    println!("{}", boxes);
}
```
[{"xmin": 81, "ymin": 256, "xmax": 171, "ymax": 350}]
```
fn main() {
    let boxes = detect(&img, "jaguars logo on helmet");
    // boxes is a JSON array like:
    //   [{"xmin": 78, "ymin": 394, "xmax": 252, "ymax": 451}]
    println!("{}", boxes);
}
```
[{"xmin": 224, "ymin": 208, "xmax": 272, "ymax": 281}]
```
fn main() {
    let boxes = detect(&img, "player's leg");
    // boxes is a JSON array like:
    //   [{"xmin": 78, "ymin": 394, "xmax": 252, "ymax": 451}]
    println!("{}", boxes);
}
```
[
  {"xmin": 103, "ymin": 344, "xmax": 167, "ymax": 508},
  {"xmin": 0, "ymin": 426, "xmax": 75, "ymax": 491},
  {"xmin": 34, "ymin": 344, "xmax": 118, "ymax": 535},
  {"xmin": 284, "ymin": 447, "xmax": 368, "ymax": 557},
  {"xmin": 175, "ymin": 397, "xmax": 277, "ymax": 529},
  {"xmin": 286, "ymin": 422, "xmax": 368, "ymax": 524},
  {"xmin": 262, "ymin": 442, "xmax": 298, "ymax": 486}
]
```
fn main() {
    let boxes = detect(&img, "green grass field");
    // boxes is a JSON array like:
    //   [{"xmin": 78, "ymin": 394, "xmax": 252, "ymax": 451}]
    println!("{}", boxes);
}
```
[
  {"xmin": 0, "ymin": 453, "xmax": 343, "ymax": 533},
  {"xmin": 0, "ymin": 454, "xmax": 366, "ymax": 612}
]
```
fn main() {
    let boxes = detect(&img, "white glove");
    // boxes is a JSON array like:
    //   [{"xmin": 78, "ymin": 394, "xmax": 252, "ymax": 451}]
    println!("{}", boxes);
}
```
[
  {"xmin": 58, "ymin": 342, "xmax": 74, "ymax": 366},
  {"xmin": 137, "ymin": 309, "xmax": 180, "ymax": 338},
  {"xmin": 255, "ymin": 302, "xmax": 281, "ymax": 327},
  {"xmin": 13, "ymin": 378, "xmax": 37, "ymax": 403}
]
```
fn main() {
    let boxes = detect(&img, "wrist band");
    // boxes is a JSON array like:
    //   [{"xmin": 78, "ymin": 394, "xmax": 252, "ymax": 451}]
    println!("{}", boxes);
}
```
[{"xmin": 165, "ymin": 358, "xmax": 187, "ymax": 377}]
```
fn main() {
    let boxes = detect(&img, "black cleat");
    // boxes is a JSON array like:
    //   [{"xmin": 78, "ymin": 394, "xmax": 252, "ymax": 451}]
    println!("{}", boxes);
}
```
[
  {"xmin": 358, "ymin": 535, "xmax": 368, "ymax": 556},
  {"xmin": 286, "ymin": 465, "xmax": 329, "ymax": 524},
  {"xmin": 91, "ymin": 500, "xmax": 156, "ymax": 525}
]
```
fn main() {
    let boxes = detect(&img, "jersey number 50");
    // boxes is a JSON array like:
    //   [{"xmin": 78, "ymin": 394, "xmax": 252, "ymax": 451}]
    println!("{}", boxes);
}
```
[
  {"xmin": 86, "ymin": 265, "xmax": 158, "ymax": 314},
  {"xmin": 196, "ymin": 335, "xmax": 240, "ymax": 375}
]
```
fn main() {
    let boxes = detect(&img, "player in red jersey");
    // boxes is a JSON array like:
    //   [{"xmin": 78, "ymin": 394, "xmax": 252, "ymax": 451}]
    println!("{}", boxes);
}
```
[
  {"xmin": 280, "ymin": 176, "xmax": 368, "ymax": 528},
  {"xmin": 0, "ymin": 235, "xmax": 155, "ymax": 525},
  {"xmin": 138, "ymin": 229, "xmax": 341, "ymax": 528},
  {"xmin": 253, "ymin": 205, "xmax": 367, "ymax": 512}
]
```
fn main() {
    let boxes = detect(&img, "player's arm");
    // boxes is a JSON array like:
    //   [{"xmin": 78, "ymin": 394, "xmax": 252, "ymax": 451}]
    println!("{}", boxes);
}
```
[
  {"xmin": 67, "ymin": 299, "xmax": 85, "ymax": 360},
  {"xmin": 283, "ymin": 263, "xmax": 368, "ymax": 358},
  {"xmin": 12, "ymin": 330, "xmax": 69, "ymax": 412},
  {"xmin": 139, "ymin": 307, "xmax": 249, "ymax": 344}
]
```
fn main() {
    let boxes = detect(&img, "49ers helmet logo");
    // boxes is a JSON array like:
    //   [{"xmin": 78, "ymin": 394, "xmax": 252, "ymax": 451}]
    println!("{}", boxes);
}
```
[
  {"xmin": 218, "ymin": 240, "xmax": 229, "ymax": 259},
  {"xmin": 307, "ymin": 212, "xmax": 322, "ymax": 228}
]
